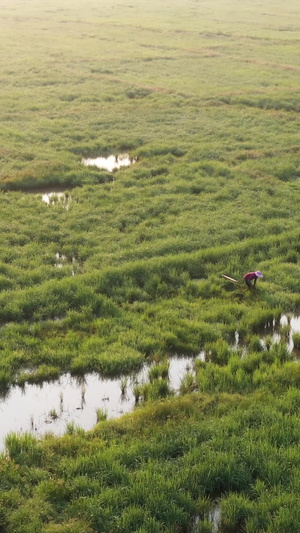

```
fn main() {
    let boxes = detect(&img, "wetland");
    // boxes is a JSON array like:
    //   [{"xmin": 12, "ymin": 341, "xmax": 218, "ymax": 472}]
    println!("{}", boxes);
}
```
[
  {"xmin": 1, "ymin": 312, "xmax": 300, "ymax": 452},
  {"xmin": 1, "ymin": 0, "xmax": 300, "ymax": 531}
]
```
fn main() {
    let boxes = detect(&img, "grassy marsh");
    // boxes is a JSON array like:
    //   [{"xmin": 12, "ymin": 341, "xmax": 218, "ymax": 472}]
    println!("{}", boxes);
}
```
[{"xmin": 1, "ymin": 0, "xmax": 300, "ymax": 530}]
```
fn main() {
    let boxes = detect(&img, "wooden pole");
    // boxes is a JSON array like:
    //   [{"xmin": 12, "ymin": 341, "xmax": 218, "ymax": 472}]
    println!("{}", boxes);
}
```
[{"xmin": 222, "ymin": 274, "xmax": 239, "ymax": 283}]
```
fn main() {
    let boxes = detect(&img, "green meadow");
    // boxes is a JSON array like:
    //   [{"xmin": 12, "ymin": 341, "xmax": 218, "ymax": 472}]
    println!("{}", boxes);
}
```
[{"xmin": 1, "ymin": 0, "xmax": 300, "ymax": 530}]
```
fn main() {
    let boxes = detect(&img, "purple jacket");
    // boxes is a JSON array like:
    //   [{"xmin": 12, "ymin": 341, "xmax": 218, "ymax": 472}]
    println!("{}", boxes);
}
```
[{"xmin": 244, "ymin": 272, "xmax": 257, "ymax": 281}]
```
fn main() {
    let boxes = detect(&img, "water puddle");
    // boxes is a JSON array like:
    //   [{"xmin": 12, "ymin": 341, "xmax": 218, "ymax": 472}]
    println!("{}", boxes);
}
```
[
  {"xmin": 259, "ymin": 314, "xmax": 300, "ymax": 354},
  {"xmin": 55, "ymin": 252, "xmax": 66, "ymax": 269},
  {"xmin": 191, "ymin": 503, "xmax": 221, "ymax": 533},
  {"xmin": 209, "ymin": 504, "xmax": 221, "ymax": 533},
  {"xmin": 21, "ymin": 186, "xmax": 72, "ymax": 209},
  {"xmin": 0, "ymin": 356, "xmax": 195, "ymax": 452},
  {"xmin": 54, "ymin": 253, "xmax": 78, "ymax": 274},
  {"xmin": 198, "ymin": 350, "xmax": 206, "ymax": 362},
  {"xmin": 234, "ymin": 313, "xmax": 300, "ymax": 357},
  {"xmin": 42, "ymin": 191, "xmax": 71, "ymax": 209},
  {"xmin": 279, "ymin": 314, "xmax": 300, "ymax": 352},
  {"xmin": 82, "ymin": 153, "xmax": 136, "ymax": 172}
]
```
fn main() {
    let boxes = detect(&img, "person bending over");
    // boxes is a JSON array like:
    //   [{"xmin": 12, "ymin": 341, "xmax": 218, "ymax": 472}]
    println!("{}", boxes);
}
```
[{"xmin": 244, "ymin": 270, "xmax": 263, "ymax": 289}]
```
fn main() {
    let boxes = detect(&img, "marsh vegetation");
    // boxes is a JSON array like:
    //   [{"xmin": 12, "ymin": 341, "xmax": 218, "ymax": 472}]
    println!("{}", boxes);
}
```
[{"xmin": 1, "ymin": 0, "xmax": 300, "ymax": 530}]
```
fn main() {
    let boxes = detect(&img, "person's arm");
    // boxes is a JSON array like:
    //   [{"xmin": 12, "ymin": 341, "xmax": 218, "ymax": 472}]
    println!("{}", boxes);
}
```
[{"xmin": 253, "ymin": 276, "xmax": 257, "ymax": 286}]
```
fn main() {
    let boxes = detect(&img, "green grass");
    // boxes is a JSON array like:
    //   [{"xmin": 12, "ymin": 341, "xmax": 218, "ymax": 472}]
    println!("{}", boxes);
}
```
[
  {"xmin": 1, "ymin": 0, "xmax": 300, "ymax": 530},
  {"xmin": 3, "ymin": 389, "xmax": 300, "ymax": 532}
]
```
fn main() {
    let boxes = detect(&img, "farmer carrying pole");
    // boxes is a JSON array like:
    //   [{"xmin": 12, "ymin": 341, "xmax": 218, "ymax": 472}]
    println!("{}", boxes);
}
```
[{"xmin": 243, "ymin": 270, "xmax": 263, "ymax": 289}]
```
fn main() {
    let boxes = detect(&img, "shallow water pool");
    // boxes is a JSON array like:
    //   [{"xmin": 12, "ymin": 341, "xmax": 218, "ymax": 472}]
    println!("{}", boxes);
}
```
[{"xmin": 0, "ymin": 356, "xmax": 194, "ymax": 452}]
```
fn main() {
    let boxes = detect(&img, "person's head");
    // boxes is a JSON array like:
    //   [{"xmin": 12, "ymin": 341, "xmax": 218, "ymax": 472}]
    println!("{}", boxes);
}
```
[{"xmin": 255, "ymin": 271, "xmax": 263, "ymax": 278}]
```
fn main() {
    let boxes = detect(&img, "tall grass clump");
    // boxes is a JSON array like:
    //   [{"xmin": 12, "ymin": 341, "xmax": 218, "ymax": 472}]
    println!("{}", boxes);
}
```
[
  {"xmin": 219, "ymin": 493, "xmax": 253, "ymax": 533},
  {"xmin": 140, "ymin": 379, "xmax": 173, "ymax": 402},
  {"xmin": 293, "ymin": 333, "xmax": 300, "ymax": 349},
  {"xmin": 204, "ymin": 339, "xmax": 233, "ymax": 365},
  {"xmin": 5, "ymin": 433, "xmax": 42, "ymax": 466},
  {"xmin": 180, "ymin": 371, "xmax": 197, "ymax": 394},
  {"xmin": 96, "ymin": 408, "xmax": 107, "ymax": 423},
  {"xmin": 148, "ymin": 360, "xmax": 169, "ymax": 382}
]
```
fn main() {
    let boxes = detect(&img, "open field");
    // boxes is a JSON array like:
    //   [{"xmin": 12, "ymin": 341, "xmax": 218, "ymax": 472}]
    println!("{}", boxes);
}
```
[{"xmin": 1, "ymin": 0, "xmax": 300, "ymax": 530}]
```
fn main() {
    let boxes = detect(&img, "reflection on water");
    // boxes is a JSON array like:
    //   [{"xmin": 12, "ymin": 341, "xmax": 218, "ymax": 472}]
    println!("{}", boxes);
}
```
[
  {"xmin": 209, "ymin": 504, "xmax": 221, "ymax": 533},
  {"xmin": 235, "ymin": 331, "xmax": 239, "ymax": 345},
  {"xmin": 54, "ymin": 253, "xmax": 78, "ymax": 274},
  {"xmin": 0, "ymin": 356, "xmax": 195, "ymax": 451},
  {"xmin": 42, "ymin": 192, "xmax": 71, "ymax": 209},
  {"xmin": 55, "ymin": 252, "xmax": 66, "ymax": 269},
  {"xmin": 281, "ymin": 314, "xmax": 300, "ymax": 352},
  {"xmin": 262, "ymin": 314, "xmax": 300, "ymax": 353},
  {"xmin": 234, "ymin": 314, "xmax": 300, "ymax": 356},
  {"xmin": 191, "ymin": 503, "xmax": 221, "ymax": 533},
  {"xmin": 17, "ymin": 187, "xmax": 72, "ymax": 209},
  {"xmin": 198, "ymin": 350, "xmax": 206, "ymax": 362},
  {"xmin": 82, "ymin": 154, "xmax": 136, "ymax": 172}
]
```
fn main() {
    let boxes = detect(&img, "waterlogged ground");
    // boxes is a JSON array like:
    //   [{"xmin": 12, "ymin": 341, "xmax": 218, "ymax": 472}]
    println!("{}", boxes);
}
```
[
  {"xmin": 0, "ymin": 356, "xmax": 194, "ymax": 451},
  {"xmin": 1, "ymin": 313, "xmax": 299, "ymax": 452},
  {"xmin": 1, "ymin": 0, "xmax": 300, "ymax": 530}
]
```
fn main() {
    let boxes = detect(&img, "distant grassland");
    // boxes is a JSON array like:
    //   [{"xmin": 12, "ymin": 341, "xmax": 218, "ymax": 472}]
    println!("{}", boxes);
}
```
[
  {"xmin": 1, "ymin": 0, "xmax": 300, "ymax": 187},
  {"xmin": 1, "ymin": 0, "xmax": 300, "ymax": 531}
]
